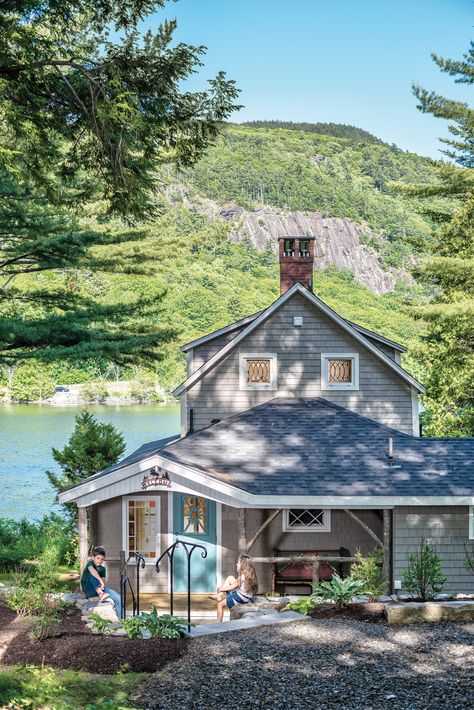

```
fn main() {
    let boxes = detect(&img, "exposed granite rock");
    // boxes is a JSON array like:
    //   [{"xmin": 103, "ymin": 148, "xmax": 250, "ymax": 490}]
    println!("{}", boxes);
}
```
[{"xmin": 386, "ymin": 601, "xmax": 474, "ymax": 625}]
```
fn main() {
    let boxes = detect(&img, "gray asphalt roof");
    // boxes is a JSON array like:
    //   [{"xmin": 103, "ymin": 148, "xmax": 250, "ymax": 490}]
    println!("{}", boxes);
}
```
[
  {"xmin": 157, "ymin": 398, "xmax": 474, "ymax": 497},
  {"xmin": 64, "ymin": 434, "xmax": 179, "ymax": 491}
]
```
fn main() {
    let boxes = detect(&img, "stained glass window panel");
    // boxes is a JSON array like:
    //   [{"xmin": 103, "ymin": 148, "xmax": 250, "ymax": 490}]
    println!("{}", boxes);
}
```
[
  {"xmin": 247, "ymin": 359, "xmax": 270, "ymax": 384},
  {"xmin": 128, "ymin": 500, "xmax": 157, "ymax": 558},
  {"xmin": 183, "ymin": 496, "xmax": 208, "ymax": 534},
  {"xmin": 328, "ymin": 359, "xmax": 352, "ymax": 383}
]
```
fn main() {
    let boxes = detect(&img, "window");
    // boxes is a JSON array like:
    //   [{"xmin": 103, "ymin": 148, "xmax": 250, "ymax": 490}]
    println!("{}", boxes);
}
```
[
  {"xmin": 183, "ymin": 496, "xmax": 208, "ymax": 535},
  {"xmin": 321, "ymin": 353, "xmax": 359, "ymax": 391},
  {"xmin": 124, "ymin": 497, "xmax": 160, "ymax": 561},
  {"xmin": 239, "ymin": 353, "xmax": 277, "ymax": 390},
  {"xmin": 283, "ymin": 508, "xmax": 331, "ymax": 532}
]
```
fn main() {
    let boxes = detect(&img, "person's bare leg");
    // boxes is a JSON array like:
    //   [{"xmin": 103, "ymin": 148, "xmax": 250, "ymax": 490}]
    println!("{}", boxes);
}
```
[
  {"xmin": 217, "ymin": 598, "xmax": 227, "ymax": 622},
  {"xmin": 216, "ymin": 576, "xmax": 237, "ymax": 602}
]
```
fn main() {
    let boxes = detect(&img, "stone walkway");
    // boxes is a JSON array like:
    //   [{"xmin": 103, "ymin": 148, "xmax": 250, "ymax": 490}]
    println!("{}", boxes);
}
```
[
  {"xmin": 133, "ymin": 617, "xmax": 474, "ymax": 709},
  {"xmin": 186, "ymin": 611, "xmax": 305, "ymax": 637}
]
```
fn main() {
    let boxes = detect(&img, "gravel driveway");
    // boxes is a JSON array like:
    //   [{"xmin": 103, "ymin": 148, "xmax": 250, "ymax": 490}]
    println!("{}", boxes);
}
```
[{"xmin": 133, "ymin": 618, "xmax": 474, "ymax": 709}]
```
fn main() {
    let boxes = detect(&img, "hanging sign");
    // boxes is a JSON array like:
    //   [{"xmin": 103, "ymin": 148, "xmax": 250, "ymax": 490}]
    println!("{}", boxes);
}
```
[{"xmin": 142, "ymin": 467, "xmax": 171, "ymax": 490}]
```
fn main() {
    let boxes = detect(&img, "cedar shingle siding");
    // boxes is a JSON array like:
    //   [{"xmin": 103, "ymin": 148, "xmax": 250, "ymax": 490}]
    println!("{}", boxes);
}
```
[{"xmin": 188, "ymin": 293, "xmax": 414, "ymax": 433}]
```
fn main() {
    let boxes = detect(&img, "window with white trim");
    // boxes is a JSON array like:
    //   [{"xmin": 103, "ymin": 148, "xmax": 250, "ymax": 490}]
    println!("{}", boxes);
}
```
[
  {"xmin": 321, "ymin": 353, "xmax": 359, "ymax": 391},
  {"xmin": 239, "ymin": 353, "xmax": 277, "ymax": 390},
  {"xmin": 469, "ymin": 506, "xmax": 474, "ymax": 540},
  {"xmin": 283, "ymin": 508, "xmax": 331, "ymax": 532},
  {"xmin": 124, "ymin": 497, "xmax": 160, "ymax": 561}
]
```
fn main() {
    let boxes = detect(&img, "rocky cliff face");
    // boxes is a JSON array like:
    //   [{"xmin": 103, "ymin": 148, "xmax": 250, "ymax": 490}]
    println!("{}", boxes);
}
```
[{"xmin": 217, "ymin": 205, "xmax": 404, "ymax": 295}]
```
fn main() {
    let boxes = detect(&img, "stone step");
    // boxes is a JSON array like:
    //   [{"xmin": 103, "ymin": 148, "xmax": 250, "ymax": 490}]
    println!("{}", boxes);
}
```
[{"xmin": 184, "ymin": 610, "xmax": 305, "ymax": 638}]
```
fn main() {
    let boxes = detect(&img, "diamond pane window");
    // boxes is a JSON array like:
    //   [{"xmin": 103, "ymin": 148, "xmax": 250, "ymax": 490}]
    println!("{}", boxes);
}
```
[
  {"xmin": 285, "ymin": 509, "xmax": 331, "ymax": 532},
  {"xmin": 328, "ymin": 359, "xmax": 352, "ymax": 383},
  {"xmin": 183, "ymin": 496, "xmax": 208, "ymax": 534},
  {"xmin": 247, "ymin": 359, "xmax": 270, "ymax": 384},
  {"xmin": 128, "ymin": 500, "xmax": 157, "ymax": 558}
]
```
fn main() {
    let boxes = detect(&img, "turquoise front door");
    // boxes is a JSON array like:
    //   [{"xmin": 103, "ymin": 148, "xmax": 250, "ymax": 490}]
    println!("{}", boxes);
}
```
[{"xmin": 172, "ymin": 494, "xmax": 217, "ymax": 593}]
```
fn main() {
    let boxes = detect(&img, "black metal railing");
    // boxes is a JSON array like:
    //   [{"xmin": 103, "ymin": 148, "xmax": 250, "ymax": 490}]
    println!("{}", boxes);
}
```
[
  {"xmin": 155, "ymin": 537, "xmax": 208, "ymax": 631},
  {"xmin": 119, "ymin": 553, "xmax": 145, "ymax": 620}
]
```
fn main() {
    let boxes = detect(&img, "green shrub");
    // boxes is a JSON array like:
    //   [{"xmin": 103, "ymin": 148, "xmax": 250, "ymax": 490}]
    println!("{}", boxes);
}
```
[
  {"xmin": 313, "ymin": 574, "xmax": 365, "ymax": 607},
  {"xmin": 140, "ymin": 607, "xmax": 191, "ymax": 638},
  {"xmin": 5, "ymin": 546, "xmax": 65, "ymax": 641},
  {"xmin": 89, "ymin": 613, "xmax": 114, "ymax": 635},
  {"xmin": 402, "ymin": 541, "xmax": 447, "ymax": 601},
  {"xmin": 121, "ymin": 615, "xmax": 145, "ymax": 639},
  {"xmin": 80, "ymin": 382, "xmax": 108, "ymax": 402},
  {"xmin": 0, "ymin": 550, "xmax": 28, "ymax": 572},
  {"xmin": 283, "ymin": 596, "xmax": 322, "ymax": 615},
  {"xmin": 350, "ymin": 548, "xmax": 387, "ymax": 599}
]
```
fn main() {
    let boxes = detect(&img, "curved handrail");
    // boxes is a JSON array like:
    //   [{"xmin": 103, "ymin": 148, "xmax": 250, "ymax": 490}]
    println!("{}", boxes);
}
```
[
  {"xmin": 120, "ymin": 553, "xmax": 146, "ymax": 619},
  {"xmin": 155, "ymin": 537, "xmax": 208, "ymax": 631}
]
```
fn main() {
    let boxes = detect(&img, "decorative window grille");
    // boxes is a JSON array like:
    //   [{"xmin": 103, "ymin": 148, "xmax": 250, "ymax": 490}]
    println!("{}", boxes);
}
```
[
  {"xmin": 321, "ymin": 353, "xmax": 359, "ymax": 391},
  {"xmin": 128, "ymin": 500, "xmax": 157, "ymax": 558},
  {"xmin": 183, "ymin": 496, "xmax": 208, "ymax": 534},
  {"xmin": 328, "ymin": 359, "xmax": 352, "ymax": 383},
  {"xmin": 247, "ymin": 359, "xmax": 271, "ymax": 384},
  {"xmin": 284, "ymin": 508, "xmax": 331, "ymax": 532}
]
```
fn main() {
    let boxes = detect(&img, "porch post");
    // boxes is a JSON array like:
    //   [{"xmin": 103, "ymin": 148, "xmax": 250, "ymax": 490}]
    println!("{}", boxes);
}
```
[
  {"xmin": 382, "ymin": 509, "xmax": 392, "ymax": 594},
  {"xmin": 237, "ymin": 509, "xmax": 247, "ymax": 553},
  {"xmin": 88, "ymin": 505, "xmax": 97, "ymax": 552},
  {"xmin": 78, "ymin": 506, "xmax": 89, "ymax": 575}
]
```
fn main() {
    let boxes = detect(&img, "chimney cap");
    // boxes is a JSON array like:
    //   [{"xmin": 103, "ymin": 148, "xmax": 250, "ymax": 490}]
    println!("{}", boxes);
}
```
[{"xmin": 278, "ymin": 235, "xmax": 315, "ymax": 240}]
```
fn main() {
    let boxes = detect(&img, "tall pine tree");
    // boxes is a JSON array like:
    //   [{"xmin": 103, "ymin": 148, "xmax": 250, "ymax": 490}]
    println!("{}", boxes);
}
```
[{"xmin": 397, "ymin": 43, "xmax": 474, "ymax": 435}]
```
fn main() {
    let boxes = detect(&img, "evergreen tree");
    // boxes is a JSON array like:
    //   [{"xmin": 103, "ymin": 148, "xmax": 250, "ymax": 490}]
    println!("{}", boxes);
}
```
[
  {"xmin": 0, "ymin": 0, "xmax": 239, "ymax": 365},
  {"xmin": 397, "ymin": 43, "xmax": 474, "ymax": 435},
  {"xmin": 46, "ymin": 410, "xmax": 126, "ymax": 520}
]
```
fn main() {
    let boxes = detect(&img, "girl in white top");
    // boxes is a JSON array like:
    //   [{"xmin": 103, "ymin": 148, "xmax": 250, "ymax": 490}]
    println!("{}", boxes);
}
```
[{"xmin": 216, "ymin": 553, "xmax": 258, "ymax": 622}]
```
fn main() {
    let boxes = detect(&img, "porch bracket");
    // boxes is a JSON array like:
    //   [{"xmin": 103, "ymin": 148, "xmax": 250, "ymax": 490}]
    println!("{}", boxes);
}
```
[{"xmin": 343, "ymin": 509, "xmax": 383, "ymax": 548}]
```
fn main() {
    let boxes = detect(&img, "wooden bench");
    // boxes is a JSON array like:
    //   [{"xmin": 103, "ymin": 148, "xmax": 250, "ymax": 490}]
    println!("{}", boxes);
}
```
[{"xmin": 272, "ymin": 547, "xmax": 352, "ymax": 594}]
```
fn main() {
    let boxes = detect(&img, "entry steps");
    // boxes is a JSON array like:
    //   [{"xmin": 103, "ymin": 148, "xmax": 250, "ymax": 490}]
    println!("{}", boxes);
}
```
[{"xmin": 184, "ymin": 610, "xmax": 305, "ymax": 637}]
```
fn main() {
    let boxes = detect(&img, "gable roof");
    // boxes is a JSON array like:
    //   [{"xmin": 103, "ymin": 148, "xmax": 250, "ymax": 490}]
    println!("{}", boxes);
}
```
[
  {"xmin": 172, "ymin": 282, "xmax": 424, "ymax": 397},
  {"xmin": 158, "ymin": 397, "xmax": 473, "ymax": 497},
  {"xmin": 180, "ymin": 310, "xmax": 407, "ymax": 354}
]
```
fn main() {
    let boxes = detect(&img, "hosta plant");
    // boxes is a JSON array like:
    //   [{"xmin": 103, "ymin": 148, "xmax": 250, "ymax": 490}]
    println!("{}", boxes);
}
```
[
  {"xmin": 313, "ymin": 574, "xmax": 365, "ymax": 607},
  {"xmin": 89, "ymin": 613, "xmax": 114, "ymax": 635},
  {"xmin": 121, "ymin": 615, "xmax": 145, "ymax": 639},
  {"xmin": 283, "ymin": 595, "xmax": 323, "ymax": 615},
  {"xmin": 140, "ymin": 607, "xmax": 192, "ymax": 638}
]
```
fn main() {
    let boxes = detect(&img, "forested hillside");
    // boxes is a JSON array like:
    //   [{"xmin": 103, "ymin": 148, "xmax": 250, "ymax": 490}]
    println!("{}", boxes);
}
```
[{"xmin": 1, "ymin": 122, "xmax": 437, "ymax": 400}]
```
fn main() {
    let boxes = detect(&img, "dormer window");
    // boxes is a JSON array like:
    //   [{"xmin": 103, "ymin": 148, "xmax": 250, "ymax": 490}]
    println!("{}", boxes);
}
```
[
  {"xmin": 321, "ymin": 353, "xmax": 359, "ymax": 391},
  {"xmin": 239, "ymin": 353, "xmax": 277, "ymax": 390}
]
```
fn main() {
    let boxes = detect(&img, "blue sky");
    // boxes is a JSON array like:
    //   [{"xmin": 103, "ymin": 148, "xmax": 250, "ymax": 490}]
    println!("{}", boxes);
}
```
[{"xmin": 141, "ymin": 0, "xmax": 472, "ymax": 158}]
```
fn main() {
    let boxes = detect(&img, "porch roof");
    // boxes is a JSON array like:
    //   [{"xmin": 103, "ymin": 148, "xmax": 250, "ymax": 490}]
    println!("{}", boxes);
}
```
[{"xmin": 157, "ymin": 398, "xmax": 474, "ymax": 498}]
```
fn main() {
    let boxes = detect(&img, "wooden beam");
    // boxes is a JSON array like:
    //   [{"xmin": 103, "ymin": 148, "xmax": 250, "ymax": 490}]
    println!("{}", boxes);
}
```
[
  {"xmin": 78, "ymin": 506, "xmax": 89, "ymax": 576},
  {"xmin": 312, "ymin": 561, "xmax": 320, "ymax": 587},
  {"xmin": 238, "ymin": 509, "xmax": 247, "ymax": 553},
  {"xmin": 383, "ymin": 509, "xmax": 391, "ymax": 594},
  {"xmin": 245, "ymin": 509, "xmax": 282, "ymax": 553},
  {"xmin": 343, "ymin": 509, "xmax": 383, "ymax": 548}
]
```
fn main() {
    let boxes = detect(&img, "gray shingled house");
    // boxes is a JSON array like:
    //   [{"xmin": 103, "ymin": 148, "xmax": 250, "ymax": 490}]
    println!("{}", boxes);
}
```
[{"xmin": 59, "ymin": 237, "xmax": 474, "ymax": 596}]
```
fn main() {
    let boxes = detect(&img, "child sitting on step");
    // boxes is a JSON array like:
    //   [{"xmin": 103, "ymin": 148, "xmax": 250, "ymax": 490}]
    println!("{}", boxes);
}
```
[
  {"xmin": 216, "ymin": 553, "xmax": 258, "ymax": 622},
  {"xmin": 80, "ymin": 546, "xmax": 122, "ymax": 618}
]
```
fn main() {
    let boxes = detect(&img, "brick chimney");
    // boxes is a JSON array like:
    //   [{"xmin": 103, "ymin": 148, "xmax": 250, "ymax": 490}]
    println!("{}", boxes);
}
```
[{"xmin": 278, "ymin": 236, "xmax": 315, "ymax": 295}]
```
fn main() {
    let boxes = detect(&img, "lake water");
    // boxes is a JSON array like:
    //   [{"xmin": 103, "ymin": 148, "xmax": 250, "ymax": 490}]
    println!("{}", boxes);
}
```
[{"xmin": 0, "ymin": 404, "xmax": 180, "ymax": 521}]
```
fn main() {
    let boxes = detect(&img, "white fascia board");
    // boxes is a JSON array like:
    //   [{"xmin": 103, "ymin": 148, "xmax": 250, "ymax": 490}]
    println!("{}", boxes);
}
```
[
  {"xmin": 60, "ymin": 449, "xmax": 473, "ymax": 510},
  {"xmin": 179, "ymin": 312, "xmax": 262, "ymax": 352},
  {"xmin": 173, "ymin": 283, "xmax": 425, "ymax": 397}
]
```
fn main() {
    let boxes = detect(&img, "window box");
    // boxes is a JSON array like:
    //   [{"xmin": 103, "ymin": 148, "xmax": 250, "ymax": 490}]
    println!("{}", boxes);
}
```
[
  {"xmin": 321, "ymin": 353, "xmax": 359, "ymax": 391},
  {"xmin": 239, "ymin": 353, "xmax": 277, "ymax": 390}
]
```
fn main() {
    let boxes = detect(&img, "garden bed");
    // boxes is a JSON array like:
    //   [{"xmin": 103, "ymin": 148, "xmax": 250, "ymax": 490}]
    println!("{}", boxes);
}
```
[{"xmin": 0, "ymin": 600, "xmax": 189, "ymax": 674}]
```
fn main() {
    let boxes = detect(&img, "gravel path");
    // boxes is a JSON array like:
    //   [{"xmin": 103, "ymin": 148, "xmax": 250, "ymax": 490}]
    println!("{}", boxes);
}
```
[{"xmin": 133, "ymin": 618, "xmax": 474, "ymax": 710}]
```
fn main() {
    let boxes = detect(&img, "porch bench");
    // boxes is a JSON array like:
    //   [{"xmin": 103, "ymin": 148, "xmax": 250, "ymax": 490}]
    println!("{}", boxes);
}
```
[{"xmin": 272, "ymin": 547, "xmax": 352, "ymax": 594}]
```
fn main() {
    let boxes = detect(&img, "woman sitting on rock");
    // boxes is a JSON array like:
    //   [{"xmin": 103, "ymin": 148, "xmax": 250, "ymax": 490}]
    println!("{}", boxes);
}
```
[{"xmin": 215, "ymin": 553, "xmax": 258, "ymax": 622}]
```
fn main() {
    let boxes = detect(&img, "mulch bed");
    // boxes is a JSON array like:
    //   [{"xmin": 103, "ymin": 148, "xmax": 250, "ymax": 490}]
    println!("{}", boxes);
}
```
[
  {"xmin": 310, "ymin": 602, "xmax": 386, "ymax": 623},
  {"xmin": 0, "ymin": 600, "xmax": 188, "ymax": 674}
]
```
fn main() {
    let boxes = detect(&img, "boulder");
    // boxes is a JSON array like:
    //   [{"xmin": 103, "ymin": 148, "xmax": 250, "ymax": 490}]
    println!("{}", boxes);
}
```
[
  {"xmin": 61, "ymin": 592, "xmax": 81, "ymax": 604},
  {"xmin": 87, "ymin": 602, "xmax": 119, "ymax": 623},
  {"xmin": 230, "ymin": 600, "xmax": 281, "ymax": 621},
  {"xmin": 351, "ymin": 595, "xmax": 370, "ymax": 603},
  {"xmin": 376, "ymin": 595, "xmax": 393, "ymax": 603},
  {"xmin": 386, "ymin": 601, "xmax": 474, "ymax": 625}
]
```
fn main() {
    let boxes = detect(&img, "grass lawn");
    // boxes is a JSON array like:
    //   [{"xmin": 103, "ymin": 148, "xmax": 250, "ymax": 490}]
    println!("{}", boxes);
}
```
[
  {"xmin": 0, "ymin": 666, "xmax": 143, "ymax": 709},
  {"xmin": 0, "ymin": 565, "xmax": 79, "ymax": 591}
]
